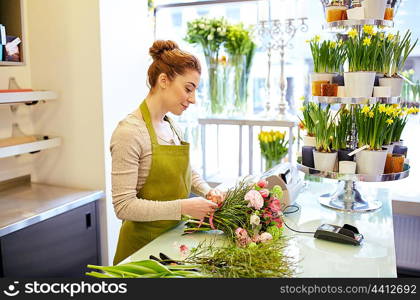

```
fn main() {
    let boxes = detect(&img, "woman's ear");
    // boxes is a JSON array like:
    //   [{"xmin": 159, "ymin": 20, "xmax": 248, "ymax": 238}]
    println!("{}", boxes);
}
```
[{"xmin": 157, "ymin": 73, "xmax": 168, "ymax": 89}]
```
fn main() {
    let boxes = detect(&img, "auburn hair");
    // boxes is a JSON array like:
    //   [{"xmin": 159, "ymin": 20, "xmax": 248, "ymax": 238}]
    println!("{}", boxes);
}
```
[{"xmin": 147, "ymin": 40, "xmax": 201, "ymax": 89}]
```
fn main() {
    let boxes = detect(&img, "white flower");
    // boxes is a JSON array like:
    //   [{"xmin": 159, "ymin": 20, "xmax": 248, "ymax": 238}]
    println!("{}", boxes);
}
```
[
  {"xmin": 217, "ymin": 27, "xmax": 222, "ymax": 32},
  {"xmin": 207, "ymin": 34, "xmax": 214, "ymax": 41},
  {"xmin": 250, "ymin": 214, "xmax": 260, "ymax": 226},
  {"xmin": 199, "ymin": 23, "xmax": 205, "ymax": 29}
]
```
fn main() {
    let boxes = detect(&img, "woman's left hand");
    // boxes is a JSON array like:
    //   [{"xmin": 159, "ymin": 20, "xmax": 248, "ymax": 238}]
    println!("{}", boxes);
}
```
[{"xmin": 206, "ymin": 189, "xmax": 226, "ymax": 205}]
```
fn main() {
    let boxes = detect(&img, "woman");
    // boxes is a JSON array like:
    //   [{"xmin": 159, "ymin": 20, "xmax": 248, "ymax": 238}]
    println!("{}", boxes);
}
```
[{"xmin": 111, "ymin": 40, "xmax": 224, "ymax": 265}]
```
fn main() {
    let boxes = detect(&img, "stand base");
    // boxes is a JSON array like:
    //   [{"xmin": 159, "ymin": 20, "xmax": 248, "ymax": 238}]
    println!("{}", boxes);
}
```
[{"xmin": 319, "ymin": 180, "xmax": 382, "ymax": 213}]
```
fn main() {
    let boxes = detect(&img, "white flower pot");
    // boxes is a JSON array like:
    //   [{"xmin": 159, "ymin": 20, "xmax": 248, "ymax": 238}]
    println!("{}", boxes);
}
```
[
  {"xmin": 373, "ymin": 86, "xmax": 391, "ymax": 97},
  {"xmin": 344, "ymin": 72, "xmax": 376, "ymax": 97},
  {"xmin": 310, "ymin": 72, "xmax": 335, "ymax": 83},
  {"xmin": 379, "ymin": 77, "xmax": 404, "ymax": 97},
  {"xmin": 382, "ymin": 144, "xmax": 394, "ymax": 154},
  {"xmin": 362, "ymin": 0, "xmax": 387, "ymax": 19},
  {"xmin": 346, "ymin": 7, "xmax": 365, "ymax": 20},
  {"xmin": 313, "ymin": 150, "xmax": 337, "ymax": 172},
  {"xmin": 356, "ymin": 149, "xmax": 388, "ymax": 175},
  {"xmin": 303, "ymin": 135, "xmax": 316, "ymax": 147}
]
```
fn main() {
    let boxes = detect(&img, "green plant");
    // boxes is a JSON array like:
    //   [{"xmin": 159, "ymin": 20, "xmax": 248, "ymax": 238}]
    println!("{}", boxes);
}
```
[
  {"xmin": 298, "ymin": 102, "xmax": 317, "ymax": 136},
  {"xmin": 185, "ymin": 17, "xmax": 228, "ymax": 114},
  {"xmin": 333, "ymin": 107, "xmax": 352, "ymax": 151},
  {"xmin": 346, "ymin": 25, "xmax": 382, "ymax": 72},
  {"xmin": 308, "ymin": 36, "xmax": 346, "ymax": 73},
  {"xmin": 390, "ymin": 31, "xmax": 418, "ymax": 77},
  {"xmin": 224, "ymin": 23, "xmax": 256, "ymax": 110},
  {"xmin": 310, "ymin": 104, "xmax": 335, "ymax": 152}
]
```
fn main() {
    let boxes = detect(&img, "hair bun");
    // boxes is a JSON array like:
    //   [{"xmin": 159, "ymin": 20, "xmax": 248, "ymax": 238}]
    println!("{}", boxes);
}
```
[{"xmin": 149, "ymin": 40, "xmax": 180, "ymax": 60}]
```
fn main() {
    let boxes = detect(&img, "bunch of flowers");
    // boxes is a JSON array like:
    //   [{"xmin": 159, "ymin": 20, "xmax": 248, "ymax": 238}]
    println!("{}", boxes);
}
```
[
  {"xmin": 185, "ymin": 17, "xmax": 228, "ymax": 114},
  {"xmin": 224, "ymin": 23, "xmax": 256, "ymax": 111},
  {"xmin": 258, "ymin": 130, "xmax": 288, "ymax": 169},
  {"xmin": 307, "ymin": 35, "xmax": 346, "ymax": 73},
  {"xmin": 345, "ymin": 25, "xmax": 383, "ymax": 72},
  {"xmin": 183, "ymin": 179, "xmax": 285, "ymax": 248}
]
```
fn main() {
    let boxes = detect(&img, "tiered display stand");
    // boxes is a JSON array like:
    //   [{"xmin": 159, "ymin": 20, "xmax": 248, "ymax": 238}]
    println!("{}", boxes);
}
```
[{"xmin": 297, "ymin": 18, "xmax": 410, "ymax": 213}]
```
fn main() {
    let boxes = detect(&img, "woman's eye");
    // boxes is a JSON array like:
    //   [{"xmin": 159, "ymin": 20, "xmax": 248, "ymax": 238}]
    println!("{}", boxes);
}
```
[{"xmin": 186, "ymin": 88, "xmax": 192, "ymax": 93}]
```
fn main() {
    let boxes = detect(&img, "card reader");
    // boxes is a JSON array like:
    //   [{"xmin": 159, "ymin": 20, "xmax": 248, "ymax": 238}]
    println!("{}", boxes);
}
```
[{"xmin": 314, "ymin": 224, "xmax": 363, "ymax": 246}]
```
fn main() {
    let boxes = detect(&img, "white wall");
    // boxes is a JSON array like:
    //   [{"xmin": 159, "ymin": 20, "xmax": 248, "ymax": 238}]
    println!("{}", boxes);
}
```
[{"xmin": 99, "ymin": 0, "xmax": 152, "ymax": 264}]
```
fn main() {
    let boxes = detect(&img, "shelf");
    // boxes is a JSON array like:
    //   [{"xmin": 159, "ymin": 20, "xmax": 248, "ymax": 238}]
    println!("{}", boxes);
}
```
[
  {"xmin": 0, "ymin": 61, "xmax": 25, "ymax": 66},
  {"xmin": 311, "ymin": 96, "xmax": 401, "ymax": 105},
  {"xmin": 323, "ymin": 19, "xmax": 394, "ymax": 31},
  {"xmin": 296, "ymin": 163, "xmax": 410, "ymax": 183},
  {"xmin": 0, "ymin": 136, "xmax": 61, "ymax": 159},
  {"xmin": 0, "ymin": 91, "xmax": 58, "ymax": 105}
]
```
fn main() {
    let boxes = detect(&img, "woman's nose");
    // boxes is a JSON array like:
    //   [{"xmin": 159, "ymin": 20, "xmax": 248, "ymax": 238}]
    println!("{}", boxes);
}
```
[{"xmin": 189, "ymin": 93, "xmax": 196, "ymax": 104}]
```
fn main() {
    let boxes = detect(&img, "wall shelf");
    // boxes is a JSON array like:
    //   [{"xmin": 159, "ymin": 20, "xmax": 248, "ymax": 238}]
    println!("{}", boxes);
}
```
[
  {"xmin": 0, "ymin": 90, "xmax": 58, "ymax": 105},
  {"xmin": 0, "ymin": 61, "xmax": 25, "ymax": 66},
  {"xmin": 0, "ymin": 135, "xmax": 61, "ymax": 159}
]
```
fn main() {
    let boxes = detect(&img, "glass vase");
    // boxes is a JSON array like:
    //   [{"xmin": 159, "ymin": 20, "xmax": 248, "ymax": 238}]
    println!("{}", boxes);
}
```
[
  {"xmin": 264, "ymin": 157, "xmax": 282, "ymax": 171},
  {"xmin": 205, "ymin": 55, "xmax": 224, "ymax": 115}
]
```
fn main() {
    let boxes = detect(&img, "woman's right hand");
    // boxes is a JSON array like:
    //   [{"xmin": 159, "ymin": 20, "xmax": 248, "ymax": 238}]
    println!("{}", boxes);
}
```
[{"xmin": 181, "ymin": 197, "xmax": 218, "ymax": 219}]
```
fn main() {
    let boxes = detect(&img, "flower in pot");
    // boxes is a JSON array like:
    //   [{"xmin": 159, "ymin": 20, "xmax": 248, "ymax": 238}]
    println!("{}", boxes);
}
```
[
  {"xmin": 344, "ymin": 25, "xmax": 382, "ymax": 97},
  {"xmin": 392, "ymin": 106, "xmax": 418, "ymax": 145},
  {"xmin": 258, "ymin": 130, "xmax": 288, "ymax": 171},
  {"xmin": 379, "ymin": 30, "xmax": 418, "ymax": 97},
  {"xmin": 185, "ymin": 17, "xmax": 228, "ymax": 115},
  {"xmin": 308, "ymin": 36, "xmax": 346, "ymax": 96},
  {"xmin": 224, "ymin": 23, "xmax": 256, "ymax": 114},
  {"xmin": 298, "ymin": 102, "xmax": 317, "ymax": 147},
  {"xmin": 332, "ymin": 107, "xmax": 353, "ymax": 162},
  {"xmin": 354, "ymin": 104, "xmax": 394, "ymax": 175},
  {"xmin": 310, "ymin": 104, "xmax": 337, "ymax": 172}
]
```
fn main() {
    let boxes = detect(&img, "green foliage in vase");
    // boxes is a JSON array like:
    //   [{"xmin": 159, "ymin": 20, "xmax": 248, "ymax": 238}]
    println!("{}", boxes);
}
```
[
  {"xmin": 310, "ymin": 104, "xmax": 335, "ymax": 153},
  {"xmin": 332, "ymin": 107, "xmax": 352, "ymax": 151}
]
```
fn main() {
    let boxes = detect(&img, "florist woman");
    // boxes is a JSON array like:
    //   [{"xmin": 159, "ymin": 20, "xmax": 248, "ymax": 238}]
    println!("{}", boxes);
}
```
[{"xmin": 111, "ymin": 40, "xmax": 224, "ymax": 265}]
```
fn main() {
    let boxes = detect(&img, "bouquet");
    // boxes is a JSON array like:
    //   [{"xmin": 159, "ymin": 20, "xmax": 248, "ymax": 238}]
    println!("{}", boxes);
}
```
[{"xmin": 183, "ymin": 179, "xmax": 285, "ymax": 248}]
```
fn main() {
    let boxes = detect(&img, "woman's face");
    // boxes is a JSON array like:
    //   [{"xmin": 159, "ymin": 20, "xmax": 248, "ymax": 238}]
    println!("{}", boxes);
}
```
[{"xmin": 161, "ymin": 70, "xmax": 200, "ymax": 116}]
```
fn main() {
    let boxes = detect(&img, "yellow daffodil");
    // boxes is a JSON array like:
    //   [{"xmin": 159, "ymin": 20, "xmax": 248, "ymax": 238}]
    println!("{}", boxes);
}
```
[
  {"xmin": 300, "ymin": 106, "xmax": 306, "ymax": 112},
  {"xmin": 329, "ymin": 41, "xmax": 336, "ymax": 48},
  {"xmin": 338, "ymin": 40, "xmax": 344, "ymax": 46},
  {"xmin": 361, "ymin": 106, "xmax": 370, "ymax": 114},
  {"xmin": 363, "ymin": 37, "xmax": 372, "ymax": 46},
  {"xmin": 313, "ymin": 35, "xmax": 321, "ymax": 43},
  {"xmin": 363, "ymin": 25, "xmax": 375, "ymax": 36},
  {"xmin": 385, "ymin": 106, "xmax": 394, "ymax": 116},
  {"xmin": 386, "ymin": 119, "xmax": 394, "ymax": 125},
  {"xmin": 348, "ymin": 29, "xmax": 358, "ymax": 39},
  {"xmin": 379, "ymin": 32, "xmax": 385, "ymax": 41},
  {"xmin": 369, "ymin": 111, "xmax": 375, "ymax": 118},
  {"xmin": 378, "ymin": 104, "xmax": 387, "ymax": 113},
  {"xmin": 387, "ymin": 33, "xmax": 395, "ymax": 41}
]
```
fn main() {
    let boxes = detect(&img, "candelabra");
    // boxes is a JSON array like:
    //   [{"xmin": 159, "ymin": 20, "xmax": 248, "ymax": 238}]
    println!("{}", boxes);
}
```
[{"xmin": 257, "ymin": 17, "xmax": 308, "ymax": 117}]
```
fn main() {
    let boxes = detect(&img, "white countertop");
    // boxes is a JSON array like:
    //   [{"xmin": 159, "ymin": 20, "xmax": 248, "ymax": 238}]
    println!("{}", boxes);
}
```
[{"xmin": 124, "ymin": 180, "xmax": 397, "ymax": 277}]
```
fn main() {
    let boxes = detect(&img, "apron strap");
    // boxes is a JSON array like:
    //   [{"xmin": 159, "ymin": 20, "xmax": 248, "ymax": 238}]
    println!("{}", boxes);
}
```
[
  {"xmin": 164, "ymin": 116, "xmax": 184, "ymax": 143},
  {"xmin": 140, "ymin": 101, "xmax": 158, "ymax": 145}
]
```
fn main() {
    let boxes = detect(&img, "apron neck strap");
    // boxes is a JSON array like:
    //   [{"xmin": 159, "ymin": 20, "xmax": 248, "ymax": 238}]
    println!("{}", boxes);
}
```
[{"xmin": 140, "ymin": 101, "xmax": 158, "ymax": 144}]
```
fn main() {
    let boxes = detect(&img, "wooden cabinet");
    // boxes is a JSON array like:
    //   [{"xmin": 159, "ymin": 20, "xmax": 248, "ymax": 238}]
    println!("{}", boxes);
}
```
[{"xmin": 0, "ymin": 201, "xmax": 100, "ymax": 277}]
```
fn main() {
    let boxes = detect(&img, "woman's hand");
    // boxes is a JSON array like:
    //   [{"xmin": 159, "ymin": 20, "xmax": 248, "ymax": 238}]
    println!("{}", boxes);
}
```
[
  {"xmin": 206, "ymin": 189, "xmax": 226, "ymax": 205},
  {"xmin": 181, "ymin": 197, "xmax": 218, "ymax": 219}
]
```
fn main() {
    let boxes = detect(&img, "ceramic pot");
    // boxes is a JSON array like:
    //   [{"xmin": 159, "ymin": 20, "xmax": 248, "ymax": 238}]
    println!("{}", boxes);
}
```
[
  {"xmin": 379, "ymin": 77, "xmax": 404, "ymax": 97},
  {"xmin": 302, "ymin": 146, "xmax": 315, "ymax": 168},
  {"xmin": 344, "ymin": 72, "xmax": 376, "ymax": 97},
  {"xmin": 313, "ymin": 150, "xmax": 337, "ymax": 172},
  {"xmin": 356, "ymin": 149, "xmax": 388, "ymax": 175},
  {"xmin": 362, "ymin": 0, "xmax": 387, "ymax": 19},
  {"xmin": 303, "ymin": 135, "xmax": 317, "ymax": 147},
  {"xmin": 338, "ymin": 148, "xmax": 354, "ymax": 161}
]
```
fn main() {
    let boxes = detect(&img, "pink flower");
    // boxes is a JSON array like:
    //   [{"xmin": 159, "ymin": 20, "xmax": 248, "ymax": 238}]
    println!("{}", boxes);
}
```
[
  {"xmin": 259, "ymin": 232, "xmax": 273, "ymax": 243},
  {"xmin": 257, "ymin": 179, "xmax": 268, "ymax": 189},
  {"xmin": 269, "ymin": 199, "xmax": 281, "ymax": 213},
  {"xmin": 235, "ymin": 227, "xmax": 252, "ymax": 247},
  {"xmin": 259, "ymin": 189, "xmax": 270, "ymax": 198},
  {"xmin": 245, "ymin": 190, "xmax": 264, "ymax": 210},
  {"xmin": 179, "ymin": 244, "xmax": 189, "ymax": 255}
]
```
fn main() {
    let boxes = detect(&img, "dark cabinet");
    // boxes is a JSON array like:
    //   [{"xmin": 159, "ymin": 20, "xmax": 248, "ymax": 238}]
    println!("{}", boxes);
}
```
[{"xmin": 0, "ymin": 201, "xmax": 100, "ymax": 277}]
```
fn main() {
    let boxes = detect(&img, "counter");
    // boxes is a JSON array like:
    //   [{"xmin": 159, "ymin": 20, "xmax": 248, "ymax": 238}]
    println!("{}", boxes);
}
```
[
  {"xmin": 0, "ymin": 177, "xmax": 104, "ymax": 237},
  {"xmin": 124, "ymin": 179, "xmax": 397, "ymax": 277}
]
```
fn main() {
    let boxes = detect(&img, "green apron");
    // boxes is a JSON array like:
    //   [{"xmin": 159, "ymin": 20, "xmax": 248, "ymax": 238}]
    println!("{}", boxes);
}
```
[{"xmin": 113, "ymin": 101, "xmax": 191, "ymax": 265}]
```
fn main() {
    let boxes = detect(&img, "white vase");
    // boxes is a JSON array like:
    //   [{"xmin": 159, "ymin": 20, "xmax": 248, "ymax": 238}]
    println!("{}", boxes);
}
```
[
  {"xmin": 362, "ymin": 0, "xmax": 387, "ymax": 19},
  {"xmin": 379, "ymin": 77, "xmax": 404, "ymax": 97},
  {"xmin": 313, "ymin": 150, "xmax": 337, "ymax": 172},
  {"xmin": 356, "ymin": 149, "xmax": 388, "ymax": 175},
  {"xmin": 310, "ymin": 72, "xmax": 335, "ymax": 83},
  {"xmin": 303, "ymin": 135, "xmax": 316, "ymax": 147},
  {"xmin": 382, "ymin": 144, "xmax": 394, "ymax": 154},
  {"xmin": 344, "ymin": 72, "xmax": 376, "ymax": 97},
  {"xmin": 346, "ymin": 7, "xmax": 365, "ymax": 20}
]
